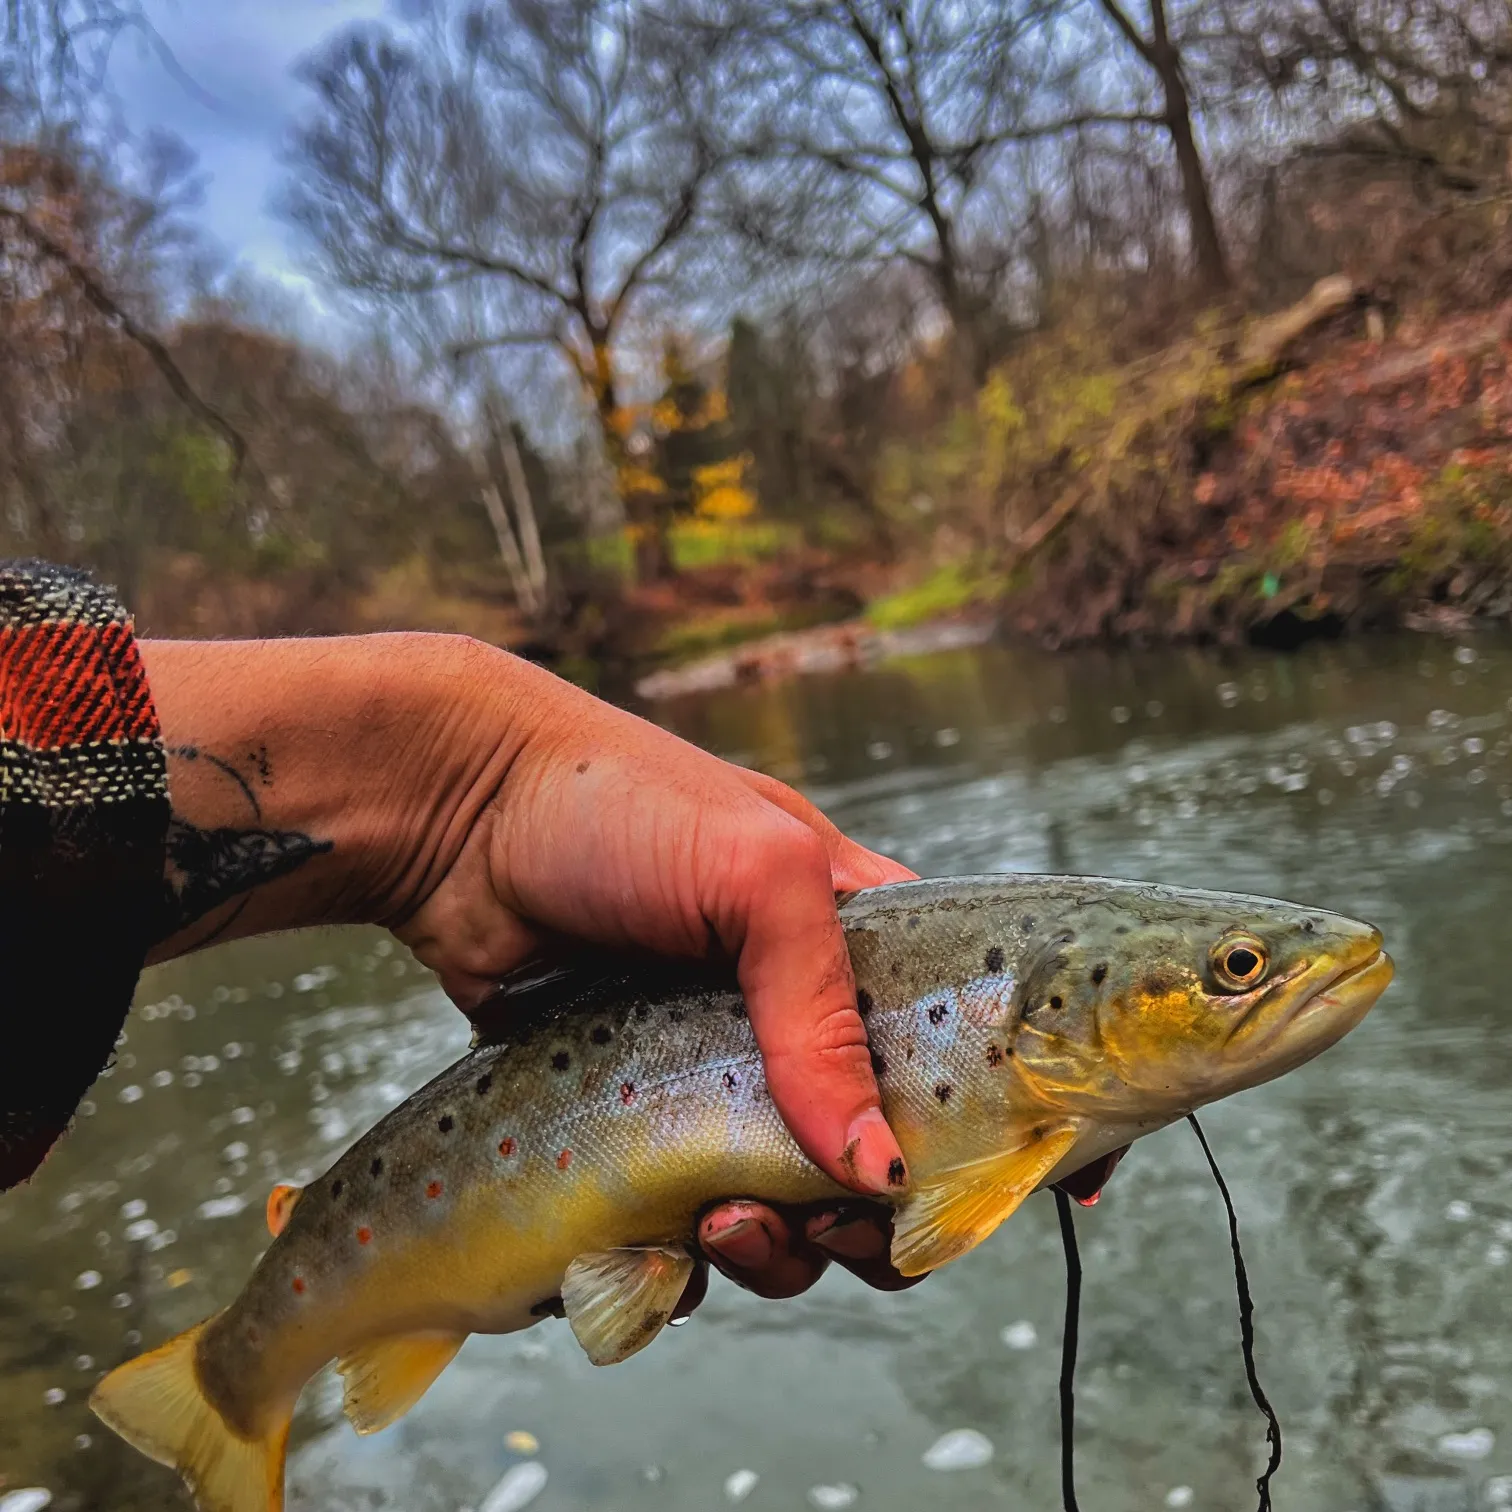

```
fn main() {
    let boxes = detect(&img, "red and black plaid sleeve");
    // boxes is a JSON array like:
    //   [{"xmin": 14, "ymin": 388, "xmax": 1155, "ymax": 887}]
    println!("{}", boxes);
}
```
[{"xmin": 0, "ymin": 560, "xmax": 169, "ymax": 1190}]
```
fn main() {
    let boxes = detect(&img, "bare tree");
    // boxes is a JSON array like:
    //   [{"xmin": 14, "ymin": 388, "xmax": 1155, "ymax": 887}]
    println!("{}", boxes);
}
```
[
  {"xmin": 283, "ymin": 0, "xmax": 730, "ymax": 579},
  {"xmin": 705, "ymin": 0, "xmax": 1178, "ymax": 374},
  {"xmin": 1081, "ymin": 0, "xmax": 1232, "ymax": 294}
]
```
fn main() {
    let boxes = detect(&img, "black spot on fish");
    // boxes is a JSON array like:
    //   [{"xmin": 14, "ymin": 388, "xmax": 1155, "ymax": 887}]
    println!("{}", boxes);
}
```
[
  {"xmin": 870, "ymin": 1049, "xmax": 887, "ymax": 1077},
  {"xmin": 1303, "ymin": 919, "xmax": 1316, "ymax": 933},
  {"xmin": 370, "ymin": 1158, "xmax": 383, "ymax": 1178},
  {"xmin": 887, "ymin": 1157, "xmax": 906, "ymax": 1186},
  {"xmin": 985, "ymin": 945, "xmax": 1005, "ymax": 973},
  {"xmin": 330, "ymin": 1179, "xmax": 344, "ymax": 1199},
  {"xmin": 591, "ymin": 1025, "xmax": 612, "ymax": 1045},
  {"xmin": 856, "ymin": 988, "xmax": 873, "ymax": 1018},
  {"xmin": 1091, "ymin": 964, "xmax": 1107, "ymax": 986},
  {"xmin": 438, "ymin": 1115, "xmax": 454, "ymax": 1134},
  {"xmin": 890, "ymin": 961, "xmax": 902, "ymax": 979},
  {"xmin": 986, "ymin": 1044, "xmax": 1004, "ymax": 1067},
  {"xmin": 1022, "ymin": 916, "xmax": 1035, "ymax": 931},
  {"xmin": 551, "ymin": 1051, "xmax": 570, "ymax": 1072},
  {"xmin": 1115, "ymin": 924, "xmax": 1129, "ymax": 935},
  {"xmin": 934, "ymin": 1082, "xmax": 952, "ymax": 1103},
  {"xmin": 620, "ymin": 1082, "xmax": 635, "ymax": 1105},
  {"xmin": 722, "ymin": 1070, "xmax": 738, "ymax": 1091},
  {"xmin": 907, "ymin": 914, "xmax": 921, "ymax": 930},
  {"xmin": 927, "ymin": 1001, "xmax": 948, "ymax": 1025},
  {"xmin": 1049, "ymin": 995, "xmax": 1063, "ymax": 1010}
]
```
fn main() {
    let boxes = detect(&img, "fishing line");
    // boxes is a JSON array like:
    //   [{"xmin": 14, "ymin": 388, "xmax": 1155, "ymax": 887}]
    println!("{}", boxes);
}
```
[
  {"xmin": 1053, "ymin": 1186, "xmax": 1082, "ymax": 1512},
  {"xmin": 1187, "ymin": 1112, "xmax": 1283, "ymax": 1512}
]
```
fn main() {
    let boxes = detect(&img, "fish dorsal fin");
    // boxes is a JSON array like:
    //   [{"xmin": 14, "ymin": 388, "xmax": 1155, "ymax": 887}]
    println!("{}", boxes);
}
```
[
  {"xmin": 265, "ymin": 1183, "xmax": 302, "ymax": 1238},
  {"xmin": 336, "ymin": 1331, "xmax": 467, "ymax": 1435},
  {"xmin": 891, "ymin": 1121, "xmax": 1084, "ymax": 1277},
  {"xmin": 561, "ymin": 1246, "xmax": 694, "ymax": 1366},
  {"xmin": 469, "ymin": 951, "xmax": 738, "ymax": 1048}
]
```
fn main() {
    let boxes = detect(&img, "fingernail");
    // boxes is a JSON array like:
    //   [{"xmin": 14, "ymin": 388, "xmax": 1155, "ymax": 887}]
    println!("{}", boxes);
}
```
[
  {"xmin": 705, "ymin": 1216, "xmax": 773, "ymax": 1270},
  {"xmin": 842, "ymin": 1109, "xmax": 907, "ymax": 1196}
]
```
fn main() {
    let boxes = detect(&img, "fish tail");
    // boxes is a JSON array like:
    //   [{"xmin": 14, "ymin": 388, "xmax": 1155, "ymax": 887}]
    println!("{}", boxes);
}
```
[{"xmin": 90, "ymin": 1317, "xmax": 290, "ymax": 1512}]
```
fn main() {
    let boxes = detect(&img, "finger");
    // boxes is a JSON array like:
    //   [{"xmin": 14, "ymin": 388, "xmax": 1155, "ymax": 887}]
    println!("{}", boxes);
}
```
[
  {"xmin": 807, "ymin": 1210, "xmax": 929, "ymax": 1294},
  {"xmin": 714, "ymin": 818, "xmax": 907, "ymax": 1198},
  {"xmin": 699, "ymin": 1202, "xmax": 828, "ymax": 1299},
  {"xmin": 736, "ymin": 769, "xmax": 917, "ymax": 890},
  {"xmin": 671, "ymin": 1256, "xmax": 709, "ymax": 1321}
]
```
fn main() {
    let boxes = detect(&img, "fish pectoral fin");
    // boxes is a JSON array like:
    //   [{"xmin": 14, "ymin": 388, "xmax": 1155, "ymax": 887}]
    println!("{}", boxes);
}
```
[
  {"xmin": 265, "ymin": 1183, "xmax": 302, "ymax": 1238},
  {"xmin": 891, "ymin": 1121, "xmax": 1084, "ymax": 1278},
  {"xmin": 336, "ymin": 1331, "xmax": 467, "ymax": 1435},
  {"xmin": 561, "ymin": 1245, "xmax": 695, "ymax": 1366}
]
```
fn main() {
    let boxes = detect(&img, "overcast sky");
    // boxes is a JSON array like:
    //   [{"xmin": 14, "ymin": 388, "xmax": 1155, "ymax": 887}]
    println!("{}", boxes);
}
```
[{"xmin": 112, "ymin": 0, "xmax": 386, "ymax": 306}]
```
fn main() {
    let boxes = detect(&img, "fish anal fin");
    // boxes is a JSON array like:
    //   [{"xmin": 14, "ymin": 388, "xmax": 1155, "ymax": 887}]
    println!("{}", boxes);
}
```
[
  {"xmin": 562, "ymin": 1246, "xmax": 694, "ymax": 1366},
  {"xmin": 336, "ymin": 1331, "xmax": 466, "ymax": 1435},
  {"xmin": 891, "ymin": 1122, "xmax": 1083, "ymax": 1278},
  {"xmin": 90, "ymin": 1316, "xmax": 290, "ymax": 1512},
  {"xmin": 265, "ymin": 1183, "xmax": 302, "ymax": 1238}
]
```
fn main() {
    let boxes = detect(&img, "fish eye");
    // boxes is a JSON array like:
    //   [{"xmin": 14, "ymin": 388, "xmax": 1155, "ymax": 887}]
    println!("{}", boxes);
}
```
[{"xmin": 1212, "ymin": 934, "xmax": 1268, "ymax": 991}]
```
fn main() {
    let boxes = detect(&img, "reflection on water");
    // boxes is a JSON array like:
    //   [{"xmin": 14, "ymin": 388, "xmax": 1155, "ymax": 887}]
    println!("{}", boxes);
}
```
[{"xmin": 5, "ymin": 635, "xmax": 1512, "ymax": 1511}]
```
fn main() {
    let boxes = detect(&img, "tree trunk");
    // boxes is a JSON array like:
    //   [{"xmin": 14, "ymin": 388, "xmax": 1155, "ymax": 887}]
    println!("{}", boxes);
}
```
[
  {"xmin": 581, "ymin": 330, "xmax": 676, "ymax": 583},
  {"xmin": 1160, "ymin": 64, "xmax": 1230, "ymax": 297},
  {"xmin": 496, "ymin": 421, "xmax": 549, "ymax": 608}
]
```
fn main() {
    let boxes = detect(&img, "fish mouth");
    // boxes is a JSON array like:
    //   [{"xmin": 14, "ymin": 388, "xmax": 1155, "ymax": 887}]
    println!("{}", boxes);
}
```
[{"xmin": 1289, "ymin": 946, "xmax": 1393, "ymax": 1028}]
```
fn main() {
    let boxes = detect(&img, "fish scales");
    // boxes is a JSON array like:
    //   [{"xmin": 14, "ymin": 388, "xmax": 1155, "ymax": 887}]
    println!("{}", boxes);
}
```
[{"xmin": 90, "ymin": 875, "xmax": 1394, "ymax": 1512}]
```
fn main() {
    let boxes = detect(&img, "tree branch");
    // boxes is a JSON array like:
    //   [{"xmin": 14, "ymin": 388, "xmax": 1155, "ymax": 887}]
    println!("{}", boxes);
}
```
[
  {"xmin": 1095, "ymin": 0, "xmax": 1157, "ymax": 66},
  {"xmin": 0, "ymin": 201, "xmax": 250, "ymax": 475}
]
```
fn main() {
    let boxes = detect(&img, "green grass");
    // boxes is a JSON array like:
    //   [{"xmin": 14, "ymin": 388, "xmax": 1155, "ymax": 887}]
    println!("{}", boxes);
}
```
[
  {"xmin": 576, "ymin": 520, "xmax": 803, "ymax": 576},
  {"xmin": 865, "ymin": 560, "xmax": 1004, "ymax": 630}
]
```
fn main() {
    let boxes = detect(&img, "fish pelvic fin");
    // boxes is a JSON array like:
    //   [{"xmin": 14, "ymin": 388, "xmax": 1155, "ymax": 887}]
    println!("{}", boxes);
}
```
[
  {"xmin": 336, "ymin": 1331, "xmax": 467, "ymax": 1435},
  {"xmin": 265, "ymin": 1183, "xmax": 302, "ymax": 1238},
  {"xmin": 891, "ymin": 1120, "xmax": 1085, "ymax": 1278},
  {"xmin": 562, "ymin": 1245, "xmax": 694, "ymax": 1366},
  {"xmin": 90, "ymin": 1316, "xmax": 290, "ymax": 1512}
]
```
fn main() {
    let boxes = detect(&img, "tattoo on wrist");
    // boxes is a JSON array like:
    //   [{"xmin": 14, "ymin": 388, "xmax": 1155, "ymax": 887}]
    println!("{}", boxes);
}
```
[{"xmin": 156, "ymin": 744, "xmax": 332, "ymax": 948}]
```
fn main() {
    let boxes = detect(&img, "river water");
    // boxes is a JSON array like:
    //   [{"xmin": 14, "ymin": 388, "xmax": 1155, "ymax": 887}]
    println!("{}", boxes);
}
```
[{"xmin": 4, "ymin": 635, "xmax": 1512, "ymax": 1512}]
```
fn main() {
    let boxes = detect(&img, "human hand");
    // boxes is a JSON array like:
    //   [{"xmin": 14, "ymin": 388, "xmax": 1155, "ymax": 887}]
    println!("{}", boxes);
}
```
[{"xmin": 142, "ymin": 634, "xmax": 919, "ymax": 1254}]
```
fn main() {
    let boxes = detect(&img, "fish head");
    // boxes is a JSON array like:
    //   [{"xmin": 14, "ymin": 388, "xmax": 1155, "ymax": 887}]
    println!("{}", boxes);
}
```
[{"xmin": 1009, "ymin": 883, "xmax": 1393, "ymax": 1121}]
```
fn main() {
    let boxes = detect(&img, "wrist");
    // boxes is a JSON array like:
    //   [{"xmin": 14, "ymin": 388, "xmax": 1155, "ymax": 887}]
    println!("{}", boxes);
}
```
[{"xmin": 140, "ymin": 633, "xmax": 531, "ymax": 959}]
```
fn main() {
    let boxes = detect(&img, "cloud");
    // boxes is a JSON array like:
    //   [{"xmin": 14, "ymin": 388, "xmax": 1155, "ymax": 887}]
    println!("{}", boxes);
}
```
[{"xmin": 112, "ymin": 0, "xmax": 387, "ymax": 281}]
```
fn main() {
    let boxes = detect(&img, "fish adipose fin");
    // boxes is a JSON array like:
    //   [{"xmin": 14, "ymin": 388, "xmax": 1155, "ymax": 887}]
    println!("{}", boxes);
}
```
[
  {"xmin": 891, "ymin": 1122, "xmax": 1084, "ymax": 1277},
  {"xmin": 562, "ymin": 1245, "xmax": 695, "ymax": 1366},
  {"xmin": 90, "ymin": 1317, "xmax": 291, "ymax": 1512},
  {"xmin": 337, "ymin": 1331, "xmax": 467, "ymax": 1434},
  {"xmin": 265, "ymin": 1183, "xmax": 302, "ymax": 1237}
]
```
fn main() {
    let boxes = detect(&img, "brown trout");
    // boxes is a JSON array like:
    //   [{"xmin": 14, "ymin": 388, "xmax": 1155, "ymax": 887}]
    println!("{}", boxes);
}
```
[{"xmin": 90, "ymin": 875, "xmax": 1392, "ymax": 1511}]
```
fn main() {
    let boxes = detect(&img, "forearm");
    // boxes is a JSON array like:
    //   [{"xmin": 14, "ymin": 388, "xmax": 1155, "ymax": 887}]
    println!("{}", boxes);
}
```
[{"xmin": 140, "ymin": 634, "xmax": 527, "ymax": 962}]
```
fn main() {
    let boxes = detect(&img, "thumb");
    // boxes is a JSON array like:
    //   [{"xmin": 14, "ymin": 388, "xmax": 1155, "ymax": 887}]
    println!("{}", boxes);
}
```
[{"xmin": 724, "ymin": 821, "xmax": 908, "ymax": 1197}]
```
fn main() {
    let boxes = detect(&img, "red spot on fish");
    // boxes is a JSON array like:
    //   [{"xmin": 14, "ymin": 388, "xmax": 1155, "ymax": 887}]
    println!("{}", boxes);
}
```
[
  {"xmin": 557, "ymin": 1149, "xmax": 572, "ymax": 1171},
  {"xmin": 620, "ymin": 1082, "xmax": 635, "ymax": 1105},
  {"xmin": 291, "ymin": 1276, "xmax": 306, "ymax": 1295},
  {"xmin": 426, "ymin": 1180, "xmax": 443, "ymax": 1199},
  {"xmin": 356, "ymin": 1226, "xmax": 372, "ymax": 1245},
  {"xmin": 499, "ymin": 1137, "xmax": 516, "ymax": 1157}
]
